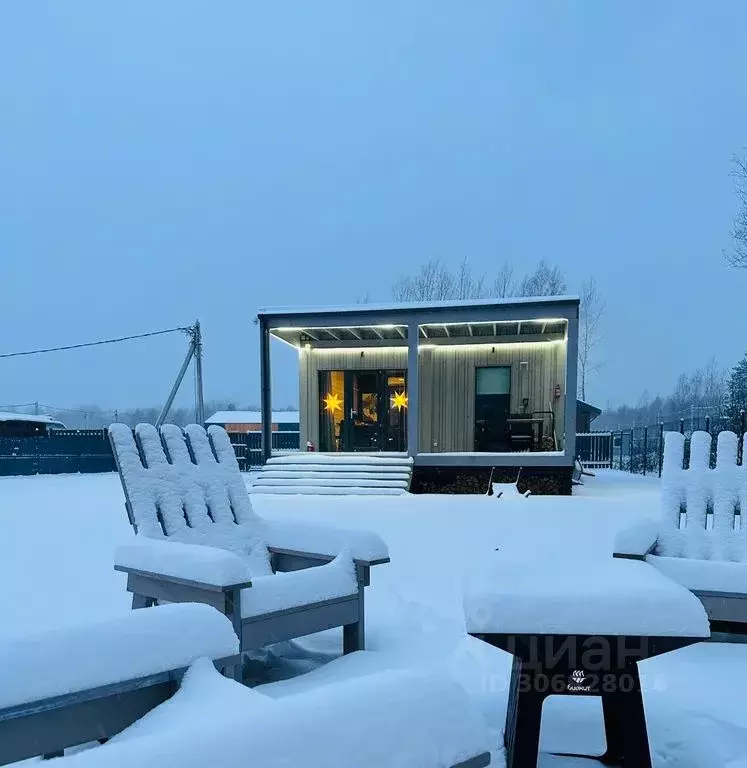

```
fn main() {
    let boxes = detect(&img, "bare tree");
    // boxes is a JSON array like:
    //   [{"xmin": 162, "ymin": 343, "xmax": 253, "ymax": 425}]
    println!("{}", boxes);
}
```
[
  {"xmin": 392, "ymin": 258, "xmax": 485, "ymax": 302},
  {"xmin": 517, "ymin": 260, "xmax": 567, "ymax": 296},
  {"xmin": 577, "ymin": 277, "xmax": 605, "ymax": 400},
  {"xmin": 493, "ymin": 262, "xmax": 516, "ymax": 297},
  {"xmin": 727, "ymin": 154, "xmax": 747, "ymax": 268}
]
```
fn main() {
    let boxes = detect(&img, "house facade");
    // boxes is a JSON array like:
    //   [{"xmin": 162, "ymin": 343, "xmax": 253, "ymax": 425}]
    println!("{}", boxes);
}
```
[{"xmin": 257, "ymin": 296, "xmax": 580, "ymax": 493}]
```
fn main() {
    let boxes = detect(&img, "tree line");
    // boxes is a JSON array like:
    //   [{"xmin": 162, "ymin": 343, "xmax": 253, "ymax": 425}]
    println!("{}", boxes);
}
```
[
  {"xmin": 595, "ymin": 354, "xmax": 747, "ymax": 433},
  {"xmin": 391, "ymin": 257, "xmax": 605, "ymax": 401}
]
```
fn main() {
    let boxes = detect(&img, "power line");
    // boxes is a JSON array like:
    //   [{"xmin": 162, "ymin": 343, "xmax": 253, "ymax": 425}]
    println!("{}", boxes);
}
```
[{"xmin": 0, "ymin": 326, "xmax": 190, "ymax": 360}]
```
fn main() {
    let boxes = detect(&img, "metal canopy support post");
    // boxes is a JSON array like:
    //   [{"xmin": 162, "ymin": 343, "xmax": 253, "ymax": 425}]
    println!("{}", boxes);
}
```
[
  {"xmin": 260, "ymin": 318, "xmax": 272, "ymax": 464},
  {"xmin": 407, "ymin": 322, "xmax": 419, "ymax": 457},
  {"xmin": 563, "ymin": 315, "xmax": 579, "ymax": 459}
]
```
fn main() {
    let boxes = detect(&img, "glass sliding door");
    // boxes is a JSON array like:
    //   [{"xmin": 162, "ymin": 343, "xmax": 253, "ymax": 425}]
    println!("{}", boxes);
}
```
[
  {"xmin": 318, "ymin": 370, "xmax": 345, "ymax": 452},
  {"xmin": 318, "ymin": 369, "xmax": 407, "ymax": 452}
]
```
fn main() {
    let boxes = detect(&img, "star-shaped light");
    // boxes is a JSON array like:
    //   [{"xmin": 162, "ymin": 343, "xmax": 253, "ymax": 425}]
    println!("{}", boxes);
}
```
[
  {"xmin": 323, "ymin": 392, "xmax": 343, "ymax": 413},
  {"xmin": 391, "ymin": 391, "xmax": 408, "ymax": 410}
]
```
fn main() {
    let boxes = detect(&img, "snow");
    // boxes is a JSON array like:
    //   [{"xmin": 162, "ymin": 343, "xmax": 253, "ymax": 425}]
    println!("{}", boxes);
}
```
[
  {"xmin": 647, "ymin": 554, "xmax": 747, "ymax": 593},
  {"xmin": 613, "ymin": 519, "xmax": 659, "ymax": 557},
  {"xmin": 260, "ymin": 518, "xmax": 389, "ymax": 562},
  {"xmin": 206, "ymin": 411, "xmax": 299, "ymax": 425},
  {"xmin": 491, "ymin": 483, "xmax": 530, "ymax": 499},
  {"xmin": 57, "ymin": 658, "xmax": 491, "ymax": 768},
  {"xmin": 257, "ymin": 294, "xmax": 579, "ymax": 316},
  {"xmin": 0, "ymin": 411, "xmax": 62, "ymax": 425},
  {"xmin": 2, "ymin": 469, "xmax": 747, "ymax": 767},
  {"xmin": 115, "ymin": 538, "xmax": 253, "ymax": 587},
  {"xmin": 0, "ymin": 603, "xmax": 238, "ymax": 709},
  {"xmin": 267, "ymin": 453, "xmax": 412, "ymax": 465},
  {"xmin": 240, "ymin": 553, "xmax": 358, "ymax": 618},
  {"xmin": 463, "ymin": 555, "xmax": 710, "ymax": 637}
]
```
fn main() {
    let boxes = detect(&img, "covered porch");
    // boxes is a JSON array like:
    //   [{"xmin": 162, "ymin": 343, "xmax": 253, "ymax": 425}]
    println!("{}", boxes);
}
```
[{"xmin": 257, "ymin": 297, "xmax": 579, "ymax": 469}]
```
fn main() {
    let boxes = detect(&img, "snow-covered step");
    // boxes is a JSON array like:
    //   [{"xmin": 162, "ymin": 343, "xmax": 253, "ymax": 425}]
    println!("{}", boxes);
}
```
[
  {"xmin": 253, "ymin": 477, "xmax": 409, "ymax": 489},
  {"xmin": 250, "ymin": 485, "xmax": 407, "ymax": 496},
  {"xmin": 254, "ymin": 454, "xmax": 413, "ymax": 495},
  {"xmin": 267, "ymin": 454, "xmax": 413, "ymax": 466},
  {"xmin": 259, "ymin": 470, "xmax": 412, "ymax": 482},
  {"xmin": 262, "ymin": 463, "xmax": 410, "ymax": 474}
]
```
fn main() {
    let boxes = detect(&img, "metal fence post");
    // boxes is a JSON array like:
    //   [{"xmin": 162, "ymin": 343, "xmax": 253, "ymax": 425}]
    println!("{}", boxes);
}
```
[
  {"xmin": 643, "ymin": 426, "xmax": 648, "ymax": 476},
  {"xmin": 679, "ymin": 418, "xmax": 685, "ymax": 435},
  {"xmin": 705, "ymin": 415, "xmax": 710, "ymax": 434}
]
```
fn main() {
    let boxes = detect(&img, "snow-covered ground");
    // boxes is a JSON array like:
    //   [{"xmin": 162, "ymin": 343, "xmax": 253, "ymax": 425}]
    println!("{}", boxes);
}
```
[{"xmin": 1, "ymin": 470, "xmax": 746, "ymax": 766}]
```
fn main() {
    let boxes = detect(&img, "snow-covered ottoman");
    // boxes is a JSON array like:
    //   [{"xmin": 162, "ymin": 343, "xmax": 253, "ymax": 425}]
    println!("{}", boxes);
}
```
[
  {"xmin": 464, "ymin": 555, "xmax": 710, "ymax": 768},
  {"xmin": 0, "ymin": 603, "xmax": 240, "ymax": 765}
]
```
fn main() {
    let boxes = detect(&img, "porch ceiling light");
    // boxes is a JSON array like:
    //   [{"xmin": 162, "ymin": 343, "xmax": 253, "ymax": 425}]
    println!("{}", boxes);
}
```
[{"xmin": 418, "ymin": 318, "xmax": 567, "ymax": 328}]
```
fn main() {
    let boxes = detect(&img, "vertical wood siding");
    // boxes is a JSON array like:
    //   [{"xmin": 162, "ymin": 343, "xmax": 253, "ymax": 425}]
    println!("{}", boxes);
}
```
[{"xmin": 299, "ymin": 342, "xmax": 567, "ymax": 451}]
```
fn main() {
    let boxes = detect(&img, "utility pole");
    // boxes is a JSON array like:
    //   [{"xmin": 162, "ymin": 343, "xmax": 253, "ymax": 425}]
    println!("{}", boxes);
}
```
[
  {"xmin": 193, "ymin": 320, "xmax": 205, "ymax": 425},
  {"xmin": 156, "ymin": 321, "xmax": 205, "ymax": 428}
]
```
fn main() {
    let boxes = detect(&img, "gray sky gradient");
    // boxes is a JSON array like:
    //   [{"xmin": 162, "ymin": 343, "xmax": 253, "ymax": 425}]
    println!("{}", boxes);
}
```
[{"xmin": 2, "ymin": 2, "xmax": 746, "ymax": 413}]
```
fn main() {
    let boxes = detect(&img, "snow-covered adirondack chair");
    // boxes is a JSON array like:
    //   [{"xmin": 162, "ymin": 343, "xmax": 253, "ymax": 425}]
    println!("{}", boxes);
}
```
[
  {"xmin": 614, "ymin": 430, "xmax": 747, "ymax": 634},
  {"xmin": 108, "ymin": 423, "xmax": 390, "ymax": 662},
  {"xmin": 0, "ymin": 603, "xmax": 239, "ymax": 765}
]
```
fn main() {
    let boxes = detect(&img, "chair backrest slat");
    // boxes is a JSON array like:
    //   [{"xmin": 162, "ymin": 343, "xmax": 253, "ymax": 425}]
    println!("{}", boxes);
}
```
[
  {"xmin": 109, "ymin": 423, "xmax": 262, "ymax": 537},
  {"xmin": 659, "ymin": 430, "xmax": 747, "ymax": 562}
]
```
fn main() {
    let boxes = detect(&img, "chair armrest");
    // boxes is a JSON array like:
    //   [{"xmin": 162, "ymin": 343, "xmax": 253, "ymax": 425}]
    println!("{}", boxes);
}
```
[
  {"xmin": 260, "ymin": 519, "xmax": 390, "ymax": 567},
  {"xmin": 613, "ymin": 521, "xmax": 658, "ymax": 560},
  {"xmin": 114, "ymin": 538, "xmax": 252, "ymax": 592}
]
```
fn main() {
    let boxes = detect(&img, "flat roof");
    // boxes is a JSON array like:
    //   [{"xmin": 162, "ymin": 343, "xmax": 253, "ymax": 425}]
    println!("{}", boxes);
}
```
[{"xmin": 258, "ymin": 295, "xmax": 579, "ymax": 319}]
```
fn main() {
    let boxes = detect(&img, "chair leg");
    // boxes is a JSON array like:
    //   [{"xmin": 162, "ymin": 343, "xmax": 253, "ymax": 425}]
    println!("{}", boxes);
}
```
[
  {"xmin": 343, "ymin": 620, "xmax": 364, "ymax": 654},
  {"xmin": 343, "ymin": 571, "xmax": 366, "ymax": 654},
  {"xmin": 131, "ymin": 594, "xmax": 154, "ymax": 609}
]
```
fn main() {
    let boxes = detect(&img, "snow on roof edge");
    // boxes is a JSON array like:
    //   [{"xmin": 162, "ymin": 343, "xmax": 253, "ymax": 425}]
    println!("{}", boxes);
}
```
[
  {"xmin": 257, "ymin": 295, "xmax": 580, "ymax": 317},
  {"xmin": 0, "ymin": 411, "xmax": 63, "ymax": 424}
]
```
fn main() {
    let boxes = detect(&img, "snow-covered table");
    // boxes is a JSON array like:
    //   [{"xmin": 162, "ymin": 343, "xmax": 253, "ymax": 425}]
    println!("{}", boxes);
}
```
[{"xmin": 464, "ymin": 556, "xmax": 710, "ymax": 768}]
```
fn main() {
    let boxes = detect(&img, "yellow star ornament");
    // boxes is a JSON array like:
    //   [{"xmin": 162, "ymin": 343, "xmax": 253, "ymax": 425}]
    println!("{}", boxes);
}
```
[
  {"xmin": 391, "ymin": 391, "xmax": 408, "ymax": 410},
  {"xmin": 323, "ymin": 392, "xmax": 343, "ymax": 413}
]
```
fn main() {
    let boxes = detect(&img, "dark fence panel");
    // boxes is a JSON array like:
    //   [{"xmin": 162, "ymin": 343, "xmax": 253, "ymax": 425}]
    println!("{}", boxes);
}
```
[
  {"xmin": 0, "ymin": 430, "xmax": 116, "ymax": 476},
  {"xmin": 229, "ymin": 431, "xmax": 300, "ymax": 470},
  {"xmin": 576, "ymin": 432, "xmax": 613, "ymax": 468},
  {"xmin": 599, "ymin": 420, "xmax": 746, "ymax": 477},
  {"xmin": 0, "ymin": 428, "xmax": 302, "ymax": 476}
]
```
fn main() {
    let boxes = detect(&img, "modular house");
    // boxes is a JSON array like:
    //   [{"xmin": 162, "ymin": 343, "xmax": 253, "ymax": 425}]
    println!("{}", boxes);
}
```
[{"xmin": 257, "ymin": 296, "xmax": 580, "ymax": 493}]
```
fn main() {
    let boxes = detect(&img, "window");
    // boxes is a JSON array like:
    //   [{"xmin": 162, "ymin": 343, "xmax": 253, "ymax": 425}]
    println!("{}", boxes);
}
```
[{"xmin": 476, "ymin": 366, "xmax": 511, "ymax": 395}]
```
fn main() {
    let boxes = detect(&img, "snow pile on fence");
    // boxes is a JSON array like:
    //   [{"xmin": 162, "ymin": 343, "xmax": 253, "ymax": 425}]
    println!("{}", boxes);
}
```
[{"xmin": 56, "ymin": 659, "xmax": 491, "ymax": 768}]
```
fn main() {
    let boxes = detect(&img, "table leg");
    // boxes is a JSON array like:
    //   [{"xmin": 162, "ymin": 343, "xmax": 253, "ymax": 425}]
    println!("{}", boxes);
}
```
[
  {"xmin": 600, "ymin": 663, "xmax": 652, "ymax": 767},
  {"xmin": 504, "ymin": 658, "xmax": 546, "ymax": 768}
]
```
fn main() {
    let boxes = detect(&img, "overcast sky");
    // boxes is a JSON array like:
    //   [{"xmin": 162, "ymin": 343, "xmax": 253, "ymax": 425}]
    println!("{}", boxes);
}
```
[{"xmin": 2, "ymin": 2, "xmax": 747, "ymax": 415}]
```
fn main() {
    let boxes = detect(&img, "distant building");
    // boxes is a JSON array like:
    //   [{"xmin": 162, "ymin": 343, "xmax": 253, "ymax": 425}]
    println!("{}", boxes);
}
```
[
  {"xmin": 206, "ymin": 411, "xmax": 300, "ymax": 434},
  {"xmin": 0, "ymin": 412, "xmax": 66, "ymax": 437},
  {"xmin": 576, "ymin": 400, "xmax": 602, "ymax": 433}
]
